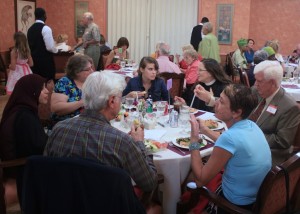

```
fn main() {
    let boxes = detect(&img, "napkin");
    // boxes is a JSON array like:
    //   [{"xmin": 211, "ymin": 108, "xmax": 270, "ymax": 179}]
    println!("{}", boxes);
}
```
[{"xmin": 144, "ymin": 129, "xmax": 167, "ymax": 141}]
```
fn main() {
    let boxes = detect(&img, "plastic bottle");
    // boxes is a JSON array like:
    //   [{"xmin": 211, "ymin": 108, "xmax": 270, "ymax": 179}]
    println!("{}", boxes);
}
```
[{"xmin": 146, "ymin": 95, "xmax": 153, "ymax": 113}]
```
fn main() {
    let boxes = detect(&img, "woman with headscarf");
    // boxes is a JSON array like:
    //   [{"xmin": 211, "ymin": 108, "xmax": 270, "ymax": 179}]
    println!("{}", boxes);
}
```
[{"xmin": 0, "ymin": 74, "xmax": 49, "ymax": 205}]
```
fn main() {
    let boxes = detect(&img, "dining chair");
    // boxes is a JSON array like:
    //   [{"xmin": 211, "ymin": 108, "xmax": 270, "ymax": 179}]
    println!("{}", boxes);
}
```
[
  {"xmin": 168, "ymin": 55, "xmax": 174, "ymax": 62},
  {"xmin": 238, "ymin": 68, "xmax": 250, "ymax": 87},
  {"xmin": 21, "ymin": 155, "xmax": 146, "ymax": 214},
  {"xmin": 176, "ymin": 152, "xmax": 300, "ymax": 214},
  {"xmin": 0, "ymin": 158, "xmax": 27, "ymax": 214},
  {"xmin": 53, "ymin": 51, "xmax": 74, "ymax": 80},
  {"xmin": 158, "ymin": 72, "xmax": 185, "ymax": 102},
  {"xmin": 0, "ymin": 51, "xmax": 10, "ymax": 94},
  {"xmin": 98, "ymin": 48, "xmax": 111, "ymax": 70},
  {"xmin": 291, "ymin": 105, "xmax": 300, "ymax": 155}
]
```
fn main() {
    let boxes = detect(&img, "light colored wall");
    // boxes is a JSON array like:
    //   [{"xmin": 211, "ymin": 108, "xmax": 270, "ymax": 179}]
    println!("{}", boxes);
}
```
[{"xmin": 1, "ymin": 0, "xmax": 299, "ymax": 56}]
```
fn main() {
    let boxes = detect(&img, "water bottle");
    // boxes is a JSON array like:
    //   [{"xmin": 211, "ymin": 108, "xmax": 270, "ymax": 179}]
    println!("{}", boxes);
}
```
[{"xmin": 146, "ymin": 95, "xmax": 153, "ymax": 113}]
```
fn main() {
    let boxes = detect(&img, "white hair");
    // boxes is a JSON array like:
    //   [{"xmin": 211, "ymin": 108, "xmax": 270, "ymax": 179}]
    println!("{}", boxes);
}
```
[
  {"xmin": 82, "ymin": 71, "xmax": 126, "ymax": 110},
  {"xmin": 156, "ymin": 42, "xmax": 170, "ymax": 55},
  {"xmin": 254, "ymin": 60, "xmax": 283, "ymax": 86},
  {"xmin": 83, "ymin": 12, "xmax": 94, "ymax": 21},
  {"xmin": 203, "ymin": 22, "xmax": 213, "ymax": 33}
]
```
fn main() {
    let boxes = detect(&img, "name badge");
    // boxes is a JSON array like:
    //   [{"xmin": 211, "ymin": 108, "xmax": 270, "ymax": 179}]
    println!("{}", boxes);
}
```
[{"xmin": 266, "ymin": 105, "xmax": 277, "ymax": 115}]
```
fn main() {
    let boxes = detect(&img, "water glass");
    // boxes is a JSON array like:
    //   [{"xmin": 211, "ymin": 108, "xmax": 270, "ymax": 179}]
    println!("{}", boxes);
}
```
[
  {"xmin": 120, "ymin": 60, "xmax": 126, "ymax": 69},
  {"xmin": 156, "ymin": 101, "xmax": 167, "ymax": 116},
  {"xmin": 125, "ymin": 97, "xmax": 134, "ymax": 111}
]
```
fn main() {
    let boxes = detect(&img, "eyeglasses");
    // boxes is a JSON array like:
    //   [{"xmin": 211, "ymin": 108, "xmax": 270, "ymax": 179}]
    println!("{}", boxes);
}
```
[
  {"xmin": 83, "ymin": 66, "xmax": 93, "ymax": 72},
  {"xmin": 198, "ymin": 68, "xmax": 207, "ymax": 72}
]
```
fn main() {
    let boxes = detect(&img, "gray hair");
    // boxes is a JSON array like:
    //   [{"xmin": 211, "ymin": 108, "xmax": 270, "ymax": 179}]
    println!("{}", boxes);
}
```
[
  {"xmin": 66, "ymin": 54, "xmax": 91, "ymax": 80},
  {"xmin": 82, "ymin": 71, "xmax": 126, "ymax": 110},
  {"xmin": 156, "ymin": 42, "xmax": 170, "ymax": 55},
  {"xmin": 83, "ymin": 12, "xmax": 94, "ymax": 21},
  {"xmin": 254, "ymin": 60, "xmax": 283, "ymax": 86},
  {"xmin": 183, "ymin": 49, "xmax": 198, "ymax": 60},
  {"xmin": 253, "ymin": 50, "xmax": 268, "ymax": 64},
  {"xmin": 203, "ymin": 22, "xmax": 213, "ymax": 33}
]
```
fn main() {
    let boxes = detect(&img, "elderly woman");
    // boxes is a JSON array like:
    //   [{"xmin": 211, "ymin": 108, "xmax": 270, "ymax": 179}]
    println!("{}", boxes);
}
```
[
  {"xmin": 189, "ymin": 84, "xmax": 271, "ymax": 213},
  {"xmin": 181, "ymin": 49, "xmax": 201, "ymax": 105},
  {"xmin": 105, "ymin": 37, "xmax": 130, "ymax": 68},
  {"xmin": 175, "ymin": 44, "xmax": 202, "ymax": 72},
  {"xmin": 51, "ymin": 54, "xmax": 94, "ymax": 121},
  {"xmin": 122, "ymin": 56, "xmax": 168, "ymax": 102},
  {"xmin": 0, "ymin": 74, "xmax": 49, "ymax": 205},
  {"xmin": 176, "ymin": 58, "xmax": 231, "ymax": 112},
  {"xmin": 198, "ymin": 22, "xmax": 220, "ymax": 63}
]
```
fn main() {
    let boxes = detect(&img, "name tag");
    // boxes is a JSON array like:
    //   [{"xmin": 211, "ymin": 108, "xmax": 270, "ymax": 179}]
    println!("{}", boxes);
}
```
[{"xmin": 266, "ymin": 105, "xmax": 277, "ymax": 115}]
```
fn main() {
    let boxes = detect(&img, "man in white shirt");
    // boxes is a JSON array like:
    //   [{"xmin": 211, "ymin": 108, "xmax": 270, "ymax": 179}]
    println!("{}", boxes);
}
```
[
  {"xmin": 27, "ymin": 8, "xmax": 58, "ymax": 80},
  {"xmin": 156, "ymin": 42, "xmax": 181, "ymax": 74}
]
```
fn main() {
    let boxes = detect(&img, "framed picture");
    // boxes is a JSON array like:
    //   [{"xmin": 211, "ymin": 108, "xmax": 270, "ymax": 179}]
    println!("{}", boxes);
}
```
[
  {"xmin": 75, "ymin": 1, "xmax": 89, "ymax": 38},
  {"xmin": 216, "ymin": 4, "xmax": 234, "ymax": 45},
  {"xmin": 15, "ymin": 0, "xmax": 36, "ymax": 36}
]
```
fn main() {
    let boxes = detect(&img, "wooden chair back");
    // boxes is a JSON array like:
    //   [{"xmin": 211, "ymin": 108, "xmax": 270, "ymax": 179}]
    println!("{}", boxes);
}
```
[
  {"xmin": 238, "ymin": 68, "xmax": 250, "ymax": 87},
  {"xmin": 177, "ymin": 152, "xmax": 300, "ymax": 214},
  {"xmin": 292, "ymin": 104, "xmax": 300, "ymax": 154},
  {"xmin": 53, "ymin": 52, "xmax": 74, "ymax": 80},
  {"xmin": 98, "ymin": 49, "xmax": 111, "ymax": 70},
  {"xmin": 158, "ymin": 72, "xmax": 185, "ymax": 100},
  {"xmin": 0, "ymin": 158, "xmax": 27, "ymax": 214},
  {"xmin": 168, "ymin": 55, "xmax": 174, "ymax": 62}
]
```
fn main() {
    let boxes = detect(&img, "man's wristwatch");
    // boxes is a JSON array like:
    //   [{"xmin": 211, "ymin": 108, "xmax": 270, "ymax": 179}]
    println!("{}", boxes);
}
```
[{"xmin": 189, "ymin": 142, "xmax": 201, "ymax": 151}]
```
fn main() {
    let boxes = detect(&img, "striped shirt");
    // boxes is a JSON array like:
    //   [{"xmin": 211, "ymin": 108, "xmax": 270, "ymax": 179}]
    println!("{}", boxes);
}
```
[{"xmin": 44, "ymin": 109, "xmax": 158, "ymax": 192}]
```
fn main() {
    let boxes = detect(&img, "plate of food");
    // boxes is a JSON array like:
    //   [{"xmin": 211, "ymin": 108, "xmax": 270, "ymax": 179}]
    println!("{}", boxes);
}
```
[
  {"xmin": 204, "ymin": 119, "xmax": 224, "ymax": 130},
  {"xmin": 172, "ymin": 137, "xmax": 207, "ymax": 149},
  {"xmin": 144, "ymin": 139, "xmax": 168, "ymax": 153},
  {"xmin": 189, "ymin": 107, "xmax": 198, "ymax": 113}
]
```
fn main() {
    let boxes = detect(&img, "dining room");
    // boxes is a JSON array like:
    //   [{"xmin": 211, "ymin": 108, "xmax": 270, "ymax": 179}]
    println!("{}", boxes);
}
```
[{"xmin": 1, "ymin": 1, "xmax": 300, "ymax": 214}]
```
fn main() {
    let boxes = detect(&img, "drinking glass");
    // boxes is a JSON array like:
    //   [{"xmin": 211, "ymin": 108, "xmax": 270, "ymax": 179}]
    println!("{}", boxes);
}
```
[
  {"xmin": 179, "ymin": 106, "xmax": 191, "ymax": 134},
  {"xmin": 120, "ymin": 60, "xmax": 126, "ymax": 69},
  {"xmin": 156, "ymin": 101, "xmax": 167, "ymax": 116},
  {"xmin": 125, "ymin": 97, "xmax": 134, "ymax": 111}
]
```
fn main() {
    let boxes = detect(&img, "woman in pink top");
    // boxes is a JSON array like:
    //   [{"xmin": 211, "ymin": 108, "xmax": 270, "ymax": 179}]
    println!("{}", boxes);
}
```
[{"xmin": 182, "ymin": 49, "xmax": 200, "ymax": 105}]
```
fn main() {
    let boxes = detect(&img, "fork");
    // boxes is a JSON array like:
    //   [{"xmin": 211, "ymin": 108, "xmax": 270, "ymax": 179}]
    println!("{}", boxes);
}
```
[{"xmin": 168, "ymin": 141, "xmax": 186, "ymax": 155}]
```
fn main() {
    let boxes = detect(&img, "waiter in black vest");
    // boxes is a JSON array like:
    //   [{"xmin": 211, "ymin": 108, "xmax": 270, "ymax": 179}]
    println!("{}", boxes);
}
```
[{"xmin": 27, "ymin": 8, "xmax": 58, "ymax": 80}]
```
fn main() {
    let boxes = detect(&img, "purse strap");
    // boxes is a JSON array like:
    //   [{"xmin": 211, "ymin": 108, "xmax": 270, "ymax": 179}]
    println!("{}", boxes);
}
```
[{"xmin": 277, "ymin": 165, "xmax": 290, "ymax": 214}]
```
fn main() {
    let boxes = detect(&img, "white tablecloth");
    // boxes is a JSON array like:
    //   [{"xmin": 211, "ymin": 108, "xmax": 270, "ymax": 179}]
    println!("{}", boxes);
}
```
[
  {"xmin": 281, "ymin": 82, "xmax": 300, "ymax": 102},
  {"xmin": 112, "ymin": 111, "xmax": 221, "ymax": 214}
]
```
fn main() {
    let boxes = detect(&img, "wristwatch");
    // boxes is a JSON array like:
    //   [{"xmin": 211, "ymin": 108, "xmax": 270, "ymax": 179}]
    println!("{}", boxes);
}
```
[{"xmin": 189, "ymin": 142, "xmax": 201, "ymax": 151}]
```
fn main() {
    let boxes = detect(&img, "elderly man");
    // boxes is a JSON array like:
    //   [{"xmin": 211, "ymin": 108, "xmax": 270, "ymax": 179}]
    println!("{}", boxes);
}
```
[
  {"xmin": 249, "ymin": 60, "xmax": 300, "ymax": 165},
  {"xmin": 44, "ymin": 71, "xmax": 158, "ymax": 192},
  {"xmin": 232, "ymin": 38, "xmax": 248, "ymax": 69},
  {"xmin": 156, "ymin": 42, "xmax": 181, "ymax": 74},
  {"xmin": 74, "ymin": 12, "xmax": 101, "ymax": 69},
  {"xmin": 198, "ymin": 22, "xmax": 220, "ymax": 63}
]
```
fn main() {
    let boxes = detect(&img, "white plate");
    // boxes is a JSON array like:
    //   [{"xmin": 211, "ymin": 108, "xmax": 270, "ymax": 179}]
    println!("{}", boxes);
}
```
[
  {"xmin": 172, "ymin": 137, "xmax": 207, "ymax": 149},
  {"xmin": 208, "ymin": 121, "xmax": 225, "ymax": 131}
]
